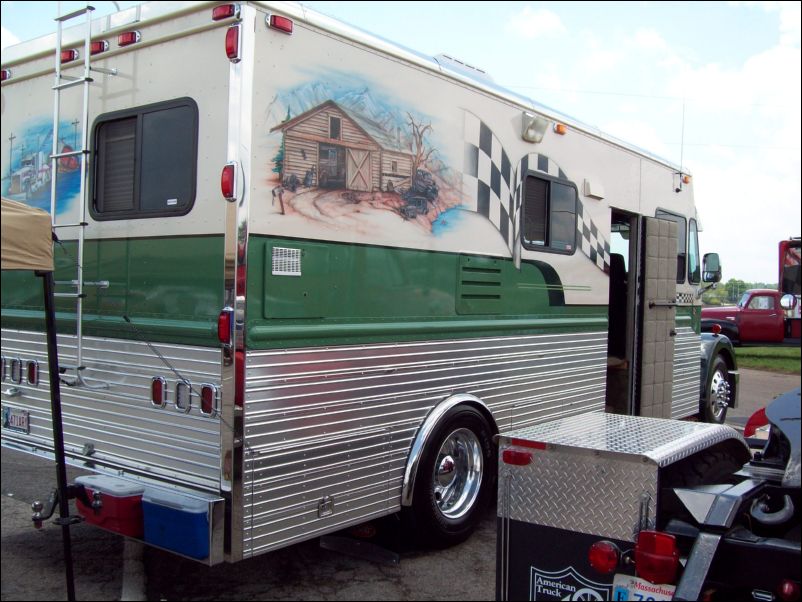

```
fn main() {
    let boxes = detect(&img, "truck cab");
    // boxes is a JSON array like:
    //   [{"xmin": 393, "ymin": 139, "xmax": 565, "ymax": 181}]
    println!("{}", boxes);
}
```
[{"xmin": 702, "ymin": 289, "xmax": 787, "ymax": 344}]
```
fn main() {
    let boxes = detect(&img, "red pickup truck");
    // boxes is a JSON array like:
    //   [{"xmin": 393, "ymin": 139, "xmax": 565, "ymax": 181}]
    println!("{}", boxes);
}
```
[{"xmin": 702, "ymin": 289, "xmax": 794, "ymax": 344}]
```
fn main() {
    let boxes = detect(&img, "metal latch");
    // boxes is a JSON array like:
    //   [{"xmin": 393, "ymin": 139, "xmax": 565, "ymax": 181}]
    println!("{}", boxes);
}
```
[{"xmin": 318, "ymin": 496, "xmax": 335, "ymax": 518}]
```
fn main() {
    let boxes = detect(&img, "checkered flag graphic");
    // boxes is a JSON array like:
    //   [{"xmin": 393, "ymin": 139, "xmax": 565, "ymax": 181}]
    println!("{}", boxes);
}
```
[{"xmin": 462, "ymin": 111, "xmax": 610, "ymax": 273}]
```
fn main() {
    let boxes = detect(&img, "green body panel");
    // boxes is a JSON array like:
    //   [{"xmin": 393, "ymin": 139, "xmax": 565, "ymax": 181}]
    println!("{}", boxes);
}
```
[
  {"xmin": 676, "ymin": 304, "xmax": 702, "ymax": 334},
  {"xmin": 247, "ymin": 236, "xmax": 608, "ymax": 349},
  {"xmin": 1, "ymin": 236, "xmax": 224, "ymax": 346}
]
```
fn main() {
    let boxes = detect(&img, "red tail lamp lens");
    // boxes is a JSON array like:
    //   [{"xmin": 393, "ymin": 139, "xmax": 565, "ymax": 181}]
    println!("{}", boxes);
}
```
[
  {"xmin": 588, "ymin": 541, "xmax": 620, "ymax": 574},
  {"xmin": 635, "ymin": 530, "xmax": 679, "ymax": 585},
  {"xmin": 151, "ymin": 377, "xmax": 166, "ymax": 407},
  {"xmin": 218, "ymin": 309, "xmax": 232, "ymax": 345},
  {"xmin": 502, "ymin": 449, "xmax": 532, "ymax": 466},
  {"xmin": 26, "ymin": 361, "xmax": 39, "ymax": 386},
  {"xmin": 200, "ymin": 385, "xmax": 218, "ymax": 416}
]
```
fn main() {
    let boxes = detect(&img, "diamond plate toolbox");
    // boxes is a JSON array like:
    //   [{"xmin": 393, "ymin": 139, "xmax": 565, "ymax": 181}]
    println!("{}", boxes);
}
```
[{"xmin": 497, "ymin": 412, "xmax": 745, "ymax": 542}]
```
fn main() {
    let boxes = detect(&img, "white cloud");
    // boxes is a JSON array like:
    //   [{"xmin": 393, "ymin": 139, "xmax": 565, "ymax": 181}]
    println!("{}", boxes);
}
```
[
  {"xmin": 505, "ymin": 7, "xmax": 566, "ymax": 39},
  {"xmin": 1, "ymin": 25, "xmax": 21, "ymax": 50},
  {"xmin": 631, "ymin": 28, "xmax": 669, "ymax": 52}
]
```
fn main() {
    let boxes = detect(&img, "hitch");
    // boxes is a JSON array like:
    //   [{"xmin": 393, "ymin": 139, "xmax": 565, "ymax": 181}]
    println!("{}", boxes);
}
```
[{"xmin": 31, "ymin": 484, "xmax": 100, "ymax": 529}]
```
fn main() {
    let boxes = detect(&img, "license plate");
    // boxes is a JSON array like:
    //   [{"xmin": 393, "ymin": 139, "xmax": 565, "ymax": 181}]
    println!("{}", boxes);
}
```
[
  {"xmin": 612, "ymin": 574, "xmax": 675, "ymax": 601},
  {"xmin": 2, "ymin": 406, "xmax": 30, "ymax": 434}
]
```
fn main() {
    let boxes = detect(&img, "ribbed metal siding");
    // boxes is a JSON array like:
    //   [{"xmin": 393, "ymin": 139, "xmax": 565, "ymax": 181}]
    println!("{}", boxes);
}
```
[
  {"xmin": 242, "ymin": 330, "xmax": 607, "ymax": 556},
  {"xmin": 1, "ymin": 329, "xmax": 222, "ymax": 491},
  {"xmin": 671, "ymin": 325, "xmax": 701, "ymax": 419}
]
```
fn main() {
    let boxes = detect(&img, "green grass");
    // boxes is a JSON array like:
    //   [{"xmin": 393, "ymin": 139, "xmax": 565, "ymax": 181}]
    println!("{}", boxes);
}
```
[{"xmin": 735, "ymin": 346, "xmax": 801, "ymax": 374}]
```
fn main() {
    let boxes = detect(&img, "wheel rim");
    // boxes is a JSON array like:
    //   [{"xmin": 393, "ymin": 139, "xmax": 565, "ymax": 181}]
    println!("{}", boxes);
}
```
[
  {"xmin": 709, "ymin": 368, "xmax": 731, "ymax": 421},
  {"xmin": 432, "ymin": 428, "xmax": 483, "ymax": 520}
]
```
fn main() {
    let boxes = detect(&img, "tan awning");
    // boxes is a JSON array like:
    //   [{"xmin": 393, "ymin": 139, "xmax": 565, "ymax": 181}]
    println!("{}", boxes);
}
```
[{"xmin": 1, "ymin": 197, "xmax": 54, "ymax": 272}]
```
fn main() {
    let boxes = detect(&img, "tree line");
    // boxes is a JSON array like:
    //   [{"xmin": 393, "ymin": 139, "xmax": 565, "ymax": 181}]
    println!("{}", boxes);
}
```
[{"xmin": 702, "ymin": 279, "xmax": 778, "ymax": 306}]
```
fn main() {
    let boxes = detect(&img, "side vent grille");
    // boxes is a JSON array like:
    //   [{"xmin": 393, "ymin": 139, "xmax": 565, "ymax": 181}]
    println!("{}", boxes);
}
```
[
  {"xmin": 456, "ymin": 255, "xmax": 503, "ymax": 314},
  {"xmin": 272, "ymin": 247, "xmax": 302, "ymax": 276}
]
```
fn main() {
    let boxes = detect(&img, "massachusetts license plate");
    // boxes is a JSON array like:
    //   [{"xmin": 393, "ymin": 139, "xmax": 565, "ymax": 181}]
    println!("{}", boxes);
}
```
[
  {"xmin": 2, "ymin": 406, "xmax": 30, "ymax": 434},
  {"xmin": 612, "ymin": 574, "xmax": 675, "ymax": 601}
]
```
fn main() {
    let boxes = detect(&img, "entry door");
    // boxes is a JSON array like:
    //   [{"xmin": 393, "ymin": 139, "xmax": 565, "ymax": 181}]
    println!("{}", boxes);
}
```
[
  {"xmin": 637, "ymin": 217, "xmax": 678, "ymax": 418},
  {"xmin": 346, "ymin": 149, "xmax": 371, "ymax": 192}
]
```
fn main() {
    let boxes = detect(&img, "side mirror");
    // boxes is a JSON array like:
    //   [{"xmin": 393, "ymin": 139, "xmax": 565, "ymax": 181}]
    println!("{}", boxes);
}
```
[
  {"xmin": 780, "ymin": 294, "xmax": 797, "ymax": 310},
  {"xmin": 702, "ymin": 253, "xmax": 722, "ymax": 283}
]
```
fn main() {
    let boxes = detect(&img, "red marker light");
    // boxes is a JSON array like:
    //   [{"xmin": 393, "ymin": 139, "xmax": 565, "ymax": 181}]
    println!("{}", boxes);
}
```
[
  {"xmin": 200, "ymin": 385, "xmax": 217, "ymax": 416},
  {"xmin": 635, "ymin": 531, "xmax": 679, "ymax": 585},
  {"xmin": 502, "ymin": 449, "xmax": 532, "ymax": 466},
  {"xmin": 118, "ymin": 31, "xmax": 141, "ymax": 47},
  {"xmin": 26, "ymin": 361, "xmax": 39, "ymax": 386},
  {"xmin": 151, "ymin": 377, "xmax": 166, "ymax": 407},
  {"xmin": 268, "ymin": 14, "xmax": 293, "ymax": 34},
  {"xmin": 212, "ymin": 4, "xmax": 239, "ymax": 21},
  {"xmin": 60, "ymin": 49, "xmax": 79, "ymax": 63},
  {"xmin": 225, "ymin": 25, "xmax": 240, "ymax": 62},
  {"xmin": 90, "ymin": 40, "xmax": 109, "ymax": 55},
  {"xmin": 218, "ymin": 308, "xmax": 233, "ymax": 345},
  {"xmin": 744, "ymin": 407, "xmax": 769, "ymax": 437},
  {"xmin": 589, "ymin": 541, "xmax": 620, "ymax": 574},
  {"xmin": 221, "ymin": 163, "xmax": 236, "ymax": 199},
  {"xmin": 1, "ymin": 69, "xmax": 11, "ymax": 82}
]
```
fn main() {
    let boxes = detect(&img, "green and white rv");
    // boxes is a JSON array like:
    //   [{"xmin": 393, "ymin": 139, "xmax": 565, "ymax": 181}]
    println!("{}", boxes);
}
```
[{"xmin": 1, "ymin": 1, "xmax": 737, "ymax": 564}]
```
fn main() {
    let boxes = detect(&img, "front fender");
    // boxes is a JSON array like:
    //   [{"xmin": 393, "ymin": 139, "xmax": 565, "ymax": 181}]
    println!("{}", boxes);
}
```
[{"xmin": 700, "ymin": 332, "xmax": 739, "ymax": 408}]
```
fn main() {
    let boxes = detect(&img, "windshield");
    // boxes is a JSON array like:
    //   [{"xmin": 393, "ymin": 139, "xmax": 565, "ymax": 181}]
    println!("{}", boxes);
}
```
[{"xmin": 738, "ymin": 293, "xmax": 750, "ymax": 308}]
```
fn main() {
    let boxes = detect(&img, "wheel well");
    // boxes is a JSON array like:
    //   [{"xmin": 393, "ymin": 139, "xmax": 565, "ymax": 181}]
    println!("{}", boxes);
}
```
[{"xmin": 400, "ymin": 394, "xmax": 498, "ymax": 507}]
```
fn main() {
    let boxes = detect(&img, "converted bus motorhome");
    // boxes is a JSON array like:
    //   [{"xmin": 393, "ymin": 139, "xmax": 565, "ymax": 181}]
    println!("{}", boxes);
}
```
[{"xmin": 1, "ymin": 1, "xmax": 734, "ymax": 564}]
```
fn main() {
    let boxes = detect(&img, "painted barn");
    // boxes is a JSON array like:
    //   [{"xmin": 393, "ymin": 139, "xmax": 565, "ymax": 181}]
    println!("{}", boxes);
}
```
[{"xmin": 271, "ymin": 100, "xmax": 414, "ymax": 192}]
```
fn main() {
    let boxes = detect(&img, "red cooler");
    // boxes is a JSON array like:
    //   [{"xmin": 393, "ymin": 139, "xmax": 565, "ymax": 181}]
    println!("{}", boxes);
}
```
[{"xmin": 75, "ymin": 475, "xmax": 145, "ymax": 538}]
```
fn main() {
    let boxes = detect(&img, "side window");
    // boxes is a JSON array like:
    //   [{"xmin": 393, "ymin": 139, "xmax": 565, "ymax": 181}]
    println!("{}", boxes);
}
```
[
  {"xmin": 688, "ymin": 219, "xmax": 701, "ymax": 284},
  {"xmin": 91, "ymin": 98, "xmax": 198, "ymax": 220},
  {"xmin": 655, "ymin": 209, "xmax": 687, "ymax": 283},
  {"xmin": 521, "ymin": 173, "xmax": 577, "ymax": 254},
  {"xmin": 748, "ymin": 295, "xmax": 774, "ymax": 310}
]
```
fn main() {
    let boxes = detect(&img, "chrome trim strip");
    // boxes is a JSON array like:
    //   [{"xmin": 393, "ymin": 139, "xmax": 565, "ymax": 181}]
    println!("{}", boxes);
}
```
[{"xmin": 400, "ymin": 393, "xmax": 490, "ymax": 507}]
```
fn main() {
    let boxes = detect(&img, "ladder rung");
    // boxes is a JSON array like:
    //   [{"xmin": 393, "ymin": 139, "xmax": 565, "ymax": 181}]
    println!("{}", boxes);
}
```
[
  {"xmin": 53, "ymin": 77, "xmax": 93, "ymax": 91},
  {"xmin": 55, "ymin": 280, "xmax": 109, "ymax": 289},
  {"xmin": 51, "ymin": 149, "xmax": 88, "ymax": 159},
  {"xmin": 91, "ymin": 66, "xmax": 118, "ymax": 76},
  {"xmin": 56, "ymin": 6, "xmax": 95, "ymax": 22},
  {"xmin": 54, "ymin": 293, "xmax": 87, "ymax": 299},
  {"xmin": 53, "ymin": 222, "xmax": 88, "ymax": 228}
]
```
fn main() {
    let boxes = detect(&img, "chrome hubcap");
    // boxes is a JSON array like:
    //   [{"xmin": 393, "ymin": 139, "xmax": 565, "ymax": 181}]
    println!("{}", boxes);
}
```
[
  {"xmin": 710, "ymin": 370, "xmax": 731, "ymax": 420},
  {"xmin": 433, "ymin": 428, "xmax": 483, "ymax": 520}
]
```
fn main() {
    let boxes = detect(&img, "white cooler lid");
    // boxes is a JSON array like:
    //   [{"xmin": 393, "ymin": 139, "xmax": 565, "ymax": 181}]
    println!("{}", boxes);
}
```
[{"xmin": 76, "ymin": 475, "xmax": 145, "ymax": 497}]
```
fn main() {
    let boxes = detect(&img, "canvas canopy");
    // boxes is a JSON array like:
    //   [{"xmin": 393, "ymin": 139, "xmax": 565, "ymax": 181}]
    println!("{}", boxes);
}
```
[{"xmin": 1, "ymin": 197, "xmax": 53, "ymax": 272}]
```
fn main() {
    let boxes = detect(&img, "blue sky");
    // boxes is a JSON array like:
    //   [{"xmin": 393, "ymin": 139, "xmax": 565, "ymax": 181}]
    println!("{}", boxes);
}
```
[{"xmin": 2, "ymin": 1, "xmax": 800, "ymax": 282}]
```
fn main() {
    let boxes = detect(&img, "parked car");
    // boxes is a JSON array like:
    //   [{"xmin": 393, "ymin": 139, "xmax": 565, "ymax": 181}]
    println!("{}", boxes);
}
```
[{"xmin": 702, "ymin": 288, "xmax": 797, "ymax": 344}]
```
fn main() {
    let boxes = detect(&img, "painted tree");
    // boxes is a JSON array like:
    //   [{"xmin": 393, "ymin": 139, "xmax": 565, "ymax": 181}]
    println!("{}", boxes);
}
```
[
  {"xmin": 406, "ymin": 112, "xmax": 435, "ymax": 178},
  {"xmin": 272, "ymin": 108, "xmax": 291, "ymax": 176}
]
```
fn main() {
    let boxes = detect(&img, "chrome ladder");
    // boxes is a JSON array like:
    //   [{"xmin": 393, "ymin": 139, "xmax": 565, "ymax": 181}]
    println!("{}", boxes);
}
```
[{"xmin": 50, "ymin": 5, "xmax": 115, "ymax": 387}]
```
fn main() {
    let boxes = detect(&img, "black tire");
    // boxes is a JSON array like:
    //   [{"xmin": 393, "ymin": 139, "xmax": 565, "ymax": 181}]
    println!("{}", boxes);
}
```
[
  {"xmin": 405, "ymin": 405, "xmax": 495, "ymax": 548},
  {"xmin": 701, "ymin": 355, "xmax": 732, "ymax": 424}
]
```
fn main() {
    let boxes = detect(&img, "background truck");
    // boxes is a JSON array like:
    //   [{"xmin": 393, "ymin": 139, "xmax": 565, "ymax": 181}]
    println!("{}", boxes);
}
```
[
  {"xmin": 703, "ymin": 237, "xmax": 801, "ymax": 345},
  {"xmin": 1, "ymin": 1, "xmax": 735, "ymax": 566}
]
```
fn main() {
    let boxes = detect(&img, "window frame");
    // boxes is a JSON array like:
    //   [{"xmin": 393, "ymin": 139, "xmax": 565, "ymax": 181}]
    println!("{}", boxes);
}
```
[
  {"xmin": 329, "ymin": 116, "xmax": 341, "ymax": 140},
  {"xmin": 520, "ymin": 170, "xmax": 578, "ymax": 256},
  {"xmin": 688, "ymin": 218, "xmax": 701, "ymax": 285},
  {"xmin": 89, "ymin": 97, "xmax": 199, "ymax": 221}
]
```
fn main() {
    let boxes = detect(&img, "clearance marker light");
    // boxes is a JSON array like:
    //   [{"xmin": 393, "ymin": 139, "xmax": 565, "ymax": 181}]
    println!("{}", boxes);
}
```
[
  {"xmin": 90, "ymin": 40, "xmax": 109, "ymax": 55},
  {"xmin": 1, "ymin": 68, "xmax": 12, "ymax": 82},
  {"xmin": 60, "ymin": 49, "xmax": 79, "ymax": 63},
  {"xmin": 268, "ymin": 14, "xmax": 293, "ymax": 34},
  {"xmin": 553, "ymin": 123, "xmax": 567, "ymax": 135},
  {"xmin": 225, "ymin": 25, "xmax": 241, "ymax": 62},
  {"xmin": 212, "ymin": 4, "xmax": 240, "ymax": 21},
  {"xmin": 200, "ymin": 385, "xmax": 218, "ymax": 416},
  {"xmin": 221, "ymin": 163, "xmax": 236, "ymax": 200},
  {"xmin": 118, "ymin": 31, "xmax": 141, "ymax": 47},
  {"xmin": 26, "ymin": 361, "xmax": 40, "ymax": 386}
]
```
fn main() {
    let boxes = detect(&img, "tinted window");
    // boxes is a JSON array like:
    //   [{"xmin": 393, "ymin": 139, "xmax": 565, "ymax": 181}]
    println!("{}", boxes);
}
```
[
  {"xmin": 688, "ymin": 219, "xmax": 701, "ymax": 284},
  {"xmin": 92, "ymin": 98, "xmax": 198, "ymax": 220},
  {"xmin": 521, "ymin": 174, "xmax": 576, "ymax": 254}
]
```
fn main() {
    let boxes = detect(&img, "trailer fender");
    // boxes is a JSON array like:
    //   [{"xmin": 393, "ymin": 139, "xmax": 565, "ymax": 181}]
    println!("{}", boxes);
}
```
[{"xmin": 400, "ymin": 393, "xmax": 496, "ymax": 507}]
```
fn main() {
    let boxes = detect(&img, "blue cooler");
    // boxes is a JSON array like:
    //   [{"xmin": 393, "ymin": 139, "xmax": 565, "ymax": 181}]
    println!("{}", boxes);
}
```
[{"xmin": 142, "ymin": 488, "xmax": 210, "ymax": 559}]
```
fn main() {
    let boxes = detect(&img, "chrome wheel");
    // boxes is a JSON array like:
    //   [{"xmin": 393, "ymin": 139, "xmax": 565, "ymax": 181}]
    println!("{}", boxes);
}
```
[
  {"xmin": 433, "ymin": 427, "xmax": 483, "ymax": 520},
  {"xmin": 708, "ymin": 365, "xmax": 731, "ymax": 423}
]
